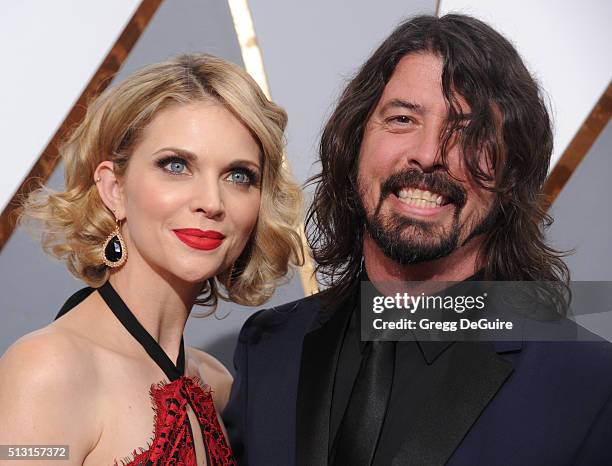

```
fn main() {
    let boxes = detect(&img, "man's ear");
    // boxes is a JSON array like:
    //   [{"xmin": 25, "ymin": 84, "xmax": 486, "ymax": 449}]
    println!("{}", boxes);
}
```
[{"xmin": 94, "ymin": 161, "xmax": 125, "ymax": 220}]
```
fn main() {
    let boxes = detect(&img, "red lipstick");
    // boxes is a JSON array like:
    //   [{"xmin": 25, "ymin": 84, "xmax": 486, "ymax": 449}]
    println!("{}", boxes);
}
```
[{"xmin": 173, "ymin": 229, "xmax": 225, "ymax": 251}]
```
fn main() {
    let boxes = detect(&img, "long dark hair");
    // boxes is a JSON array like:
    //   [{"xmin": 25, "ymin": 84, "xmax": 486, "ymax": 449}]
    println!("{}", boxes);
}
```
[{"xmin": 306, "ymin": 14, "xmax": 569, "ymax": 301}]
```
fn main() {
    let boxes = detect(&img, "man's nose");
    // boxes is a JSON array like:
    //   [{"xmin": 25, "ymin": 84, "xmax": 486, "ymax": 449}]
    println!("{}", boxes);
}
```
[
  {"xmin": 406, "ymin": 125, "xmax": 444, "ymax": 172},
  {"xmin": 192, "ymin": 179, "xmax": 224, "ymax": 219}
]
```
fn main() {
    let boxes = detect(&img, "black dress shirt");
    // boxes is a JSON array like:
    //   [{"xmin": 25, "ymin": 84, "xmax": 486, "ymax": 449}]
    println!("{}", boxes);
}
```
[{"xmin": 329, "ymin": 272, "xmax": 482, "ymax": 465}]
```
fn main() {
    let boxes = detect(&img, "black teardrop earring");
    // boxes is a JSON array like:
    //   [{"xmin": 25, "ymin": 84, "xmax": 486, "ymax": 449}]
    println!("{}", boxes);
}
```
[{"xmin": 102, "ymin": 216, "xmax": 127, "ymax": 268}]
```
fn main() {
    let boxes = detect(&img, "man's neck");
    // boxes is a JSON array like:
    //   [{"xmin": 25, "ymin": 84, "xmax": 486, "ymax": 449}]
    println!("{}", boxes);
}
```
[{"xmin": 363, "ymin": 233, "xmax": 483, "ymax": 282}]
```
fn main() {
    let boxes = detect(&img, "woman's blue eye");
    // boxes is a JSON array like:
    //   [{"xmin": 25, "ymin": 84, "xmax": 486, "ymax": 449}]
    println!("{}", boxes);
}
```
[
  {"xmin": 165, "ymin": 160, "xmax": 187, "ymax": 174},
  {"xmin": 227, "ymin": 171, "xmax": 251, "ymax": 184}
]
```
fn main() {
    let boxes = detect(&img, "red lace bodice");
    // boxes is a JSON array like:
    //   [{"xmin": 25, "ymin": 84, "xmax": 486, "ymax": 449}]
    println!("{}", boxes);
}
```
[{"xmin": 115, "ymin": 376, "xmax": 235, "ymax": 466}]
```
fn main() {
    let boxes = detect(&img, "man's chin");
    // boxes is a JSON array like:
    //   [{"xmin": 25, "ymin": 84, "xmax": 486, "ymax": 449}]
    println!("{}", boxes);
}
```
[
  {"xmin": 389, "ymin": 220, "xmax": 454, "ymax": 241},
  {"xmin": 373, "ymin": 225, "xmax": 453, "ymax": 261},
  {"xmin": 391, "ymin": 243, "xmax": 457, "ymax": 265}
]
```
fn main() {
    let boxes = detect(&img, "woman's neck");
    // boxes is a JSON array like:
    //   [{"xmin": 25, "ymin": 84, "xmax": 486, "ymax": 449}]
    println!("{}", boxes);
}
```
[{"xmin": 107, "ymin": 253, "xmax": 202, "ymax": 363}]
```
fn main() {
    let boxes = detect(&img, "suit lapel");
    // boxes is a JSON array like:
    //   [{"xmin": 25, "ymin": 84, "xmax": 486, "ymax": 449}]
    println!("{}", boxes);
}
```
[
  {"xmin": 391, "ymin": 341, "xmax": 514, "ymax": 466},
  {"xmin": 295, "ymin": 291, "xmax": 355, "ymax": 466}
]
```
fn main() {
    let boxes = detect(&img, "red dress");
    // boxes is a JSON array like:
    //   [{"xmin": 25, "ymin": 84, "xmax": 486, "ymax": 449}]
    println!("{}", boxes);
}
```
[{"xmin": 116, "ymin": 377, "xmax": 235, "ymax": 466}]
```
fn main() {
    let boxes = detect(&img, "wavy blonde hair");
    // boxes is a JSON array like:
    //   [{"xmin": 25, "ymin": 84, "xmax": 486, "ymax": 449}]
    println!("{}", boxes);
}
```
[{"xmin": 21, "ymin": 54, "xmax": 304, "ymax": 309}]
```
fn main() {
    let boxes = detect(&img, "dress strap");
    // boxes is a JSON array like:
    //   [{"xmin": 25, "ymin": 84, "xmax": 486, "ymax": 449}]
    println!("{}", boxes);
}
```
[
  {"xmin": 55, "ymin": 287, "xmax": 95, "ymax": 320},
  {"xmin": 98, "ymin": 281, "xmax": 185, "ymax": 381}
]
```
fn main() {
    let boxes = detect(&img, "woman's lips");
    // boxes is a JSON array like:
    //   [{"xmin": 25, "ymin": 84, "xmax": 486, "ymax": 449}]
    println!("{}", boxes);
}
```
[{"xmin": 173, "ymin": 229, "xmax": 225, "ymax": 251}]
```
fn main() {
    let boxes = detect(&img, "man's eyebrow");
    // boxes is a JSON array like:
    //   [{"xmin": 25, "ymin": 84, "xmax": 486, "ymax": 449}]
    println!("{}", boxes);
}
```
[
  {"xmin": 379, "ymin": 98, "xmax": 425, "ymax": 115},
  {"xmin": 379, "ymin": 98, "xmax": 474, "ymax": 120}
]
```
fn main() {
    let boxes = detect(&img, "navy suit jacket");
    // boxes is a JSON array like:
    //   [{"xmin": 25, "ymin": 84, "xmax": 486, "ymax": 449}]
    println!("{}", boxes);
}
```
[{"xmin": 222, "ymin": 289, "xmax": 612, "ymax": 466}]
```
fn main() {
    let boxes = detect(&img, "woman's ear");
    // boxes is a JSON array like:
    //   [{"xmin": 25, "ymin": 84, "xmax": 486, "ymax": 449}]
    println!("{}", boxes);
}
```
[{"xmin": 94, "ymin": 161, "xmax": 125, "ymax": 220}]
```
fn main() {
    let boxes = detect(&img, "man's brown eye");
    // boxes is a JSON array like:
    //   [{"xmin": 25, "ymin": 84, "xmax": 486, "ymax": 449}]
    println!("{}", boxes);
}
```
[{"xmin": 386, "ymin": 115, "xmax": 412, "ymax": 126}]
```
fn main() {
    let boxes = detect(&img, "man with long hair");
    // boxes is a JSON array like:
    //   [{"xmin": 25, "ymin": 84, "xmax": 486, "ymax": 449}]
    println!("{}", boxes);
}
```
[{"xmin": 223, "ymin": 14, "xmax": 612, "ymax": 465}]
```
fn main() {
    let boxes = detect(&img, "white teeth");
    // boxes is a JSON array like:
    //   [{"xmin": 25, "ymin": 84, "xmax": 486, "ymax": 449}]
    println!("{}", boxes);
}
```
[
  {"xmin": 397, "ymin": 197, "xmax": 439, "ymax": 208},
  {"xmin": 396, "ymin": 188, "xmax": 445, "ymax": 207}
]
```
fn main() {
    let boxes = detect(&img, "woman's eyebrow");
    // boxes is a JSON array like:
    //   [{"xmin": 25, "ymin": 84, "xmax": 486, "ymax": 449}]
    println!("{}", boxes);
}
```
[
  {"xmin": 227, "ymin": 159, "xmax": 261, "ymax": 171},
  {"xmin": 152, "ymin": 147, "xmax": 198, "ymax": 162},
  {"xmin": 153, "ymin": 148, "xmax": 261, "ymax": 172}
]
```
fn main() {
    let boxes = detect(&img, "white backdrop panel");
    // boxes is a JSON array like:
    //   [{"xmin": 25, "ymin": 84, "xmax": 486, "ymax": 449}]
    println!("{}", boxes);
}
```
[{"xmin": 0, "ymin": 0, "xmax": 141, "ymax": 212}]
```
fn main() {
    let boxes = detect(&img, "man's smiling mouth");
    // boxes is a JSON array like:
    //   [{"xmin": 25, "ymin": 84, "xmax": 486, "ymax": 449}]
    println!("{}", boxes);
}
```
[{"xmin": 396, "ymin": 188, "xmax": 448, "ymax": 208}]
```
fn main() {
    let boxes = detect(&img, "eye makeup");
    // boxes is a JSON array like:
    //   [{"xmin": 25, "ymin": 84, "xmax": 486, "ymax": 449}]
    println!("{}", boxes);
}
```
[
  {"xmin": 154, "ymin": 153, "xmax": 261, "ymax": 187},
  {"xmin": 225, "ymin": 164, "xmax": 260, "ymax": 187},
  {"xmin": 156, "ymin": 155, "xmax": 191, "ymax": 175}
]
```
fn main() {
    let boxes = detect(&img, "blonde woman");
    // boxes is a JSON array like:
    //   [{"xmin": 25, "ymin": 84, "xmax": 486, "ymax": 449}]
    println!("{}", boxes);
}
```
[{"xmin": 0, "ymin": 54, "xmax": 303, "ymax": 465}]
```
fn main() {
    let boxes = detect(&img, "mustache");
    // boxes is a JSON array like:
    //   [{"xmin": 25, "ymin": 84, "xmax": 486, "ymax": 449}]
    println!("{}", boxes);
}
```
[{"xmin": 380, "ymin": 169, "xmax": 467, "ymax": 208}]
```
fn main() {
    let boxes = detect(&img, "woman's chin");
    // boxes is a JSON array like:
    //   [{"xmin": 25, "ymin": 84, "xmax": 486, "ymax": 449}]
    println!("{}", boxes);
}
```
[
  {"xmin": 154, "ymin": 265, "xmax": 214, "ymax": 287},
  {"xmin": 177, "ymin": 271, "xmax": 216, "ymax": 285},
  {"xmin": 145, "ymin": 254, "xmax": 228, "ymax": 287}
]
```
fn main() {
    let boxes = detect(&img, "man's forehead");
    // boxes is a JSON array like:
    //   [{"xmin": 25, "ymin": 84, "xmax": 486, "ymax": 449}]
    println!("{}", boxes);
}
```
[{"xmin": 376, "ymin": 52, "xmax": 472, "ymax": 116}]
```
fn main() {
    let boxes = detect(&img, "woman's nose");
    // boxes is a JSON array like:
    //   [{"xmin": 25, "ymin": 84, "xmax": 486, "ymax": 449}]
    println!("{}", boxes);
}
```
[{"xmin": 191, "ymin": 180, "xmax": 224, "ymax": 219}]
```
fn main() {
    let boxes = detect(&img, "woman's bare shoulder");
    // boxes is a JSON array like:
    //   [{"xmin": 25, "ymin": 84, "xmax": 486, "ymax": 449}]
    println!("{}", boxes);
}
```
[
  {"xmin": 1, "ymin": 326, "xmax": 98, "ymax": 381},
  {"xmin": 186, "ymin": 346, "xmax": 233, "ymax": 412},
  {"xmin": 0, "ymin": 326, "xmax": 102, "ymax": 457}
]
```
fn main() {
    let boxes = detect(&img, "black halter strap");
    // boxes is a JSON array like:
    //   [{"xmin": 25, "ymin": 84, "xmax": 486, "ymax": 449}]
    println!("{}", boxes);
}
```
[{"xmin": 98, "ymin": 281, "xmax": 185, "ymax": 381}]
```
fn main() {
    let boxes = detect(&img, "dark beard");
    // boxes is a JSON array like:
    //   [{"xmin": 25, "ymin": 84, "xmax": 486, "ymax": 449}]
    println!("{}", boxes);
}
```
[
  {"xmin": 359, "ymin": 169, "xmax": 496, "ymax": 265},
  {"xmin": 365, "ymin": 208, "xmax": 462, "ymax": 264}
]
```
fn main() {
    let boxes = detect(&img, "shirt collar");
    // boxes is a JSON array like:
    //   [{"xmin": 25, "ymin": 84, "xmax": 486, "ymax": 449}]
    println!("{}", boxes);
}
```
[{"xmin": 357, "ymin": 268, "xmax": 490, "ymax": 363}]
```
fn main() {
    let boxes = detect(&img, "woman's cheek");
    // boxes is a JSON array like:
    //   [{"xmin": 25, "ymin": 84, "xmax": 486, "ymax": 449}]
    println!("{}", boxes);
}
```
[{"xmin": 234, "ymin": 194, "xmax": 260, "ymax": 237}]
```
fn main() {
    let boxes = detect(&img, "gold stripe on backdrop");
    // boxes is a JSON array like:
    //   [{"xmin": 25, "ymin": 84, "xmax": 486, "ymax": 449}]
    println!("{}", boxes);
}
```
[
  {"xmin": 0, "ymin": 0, "xmax": 164, "ymax": 252},
  {"xmin": 543, "ymin": 81, "xmax": 612, "ymax": 209},
  {"xmin": 227, "ymin": 0, "xmax": 320, "ymax": 296}
]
